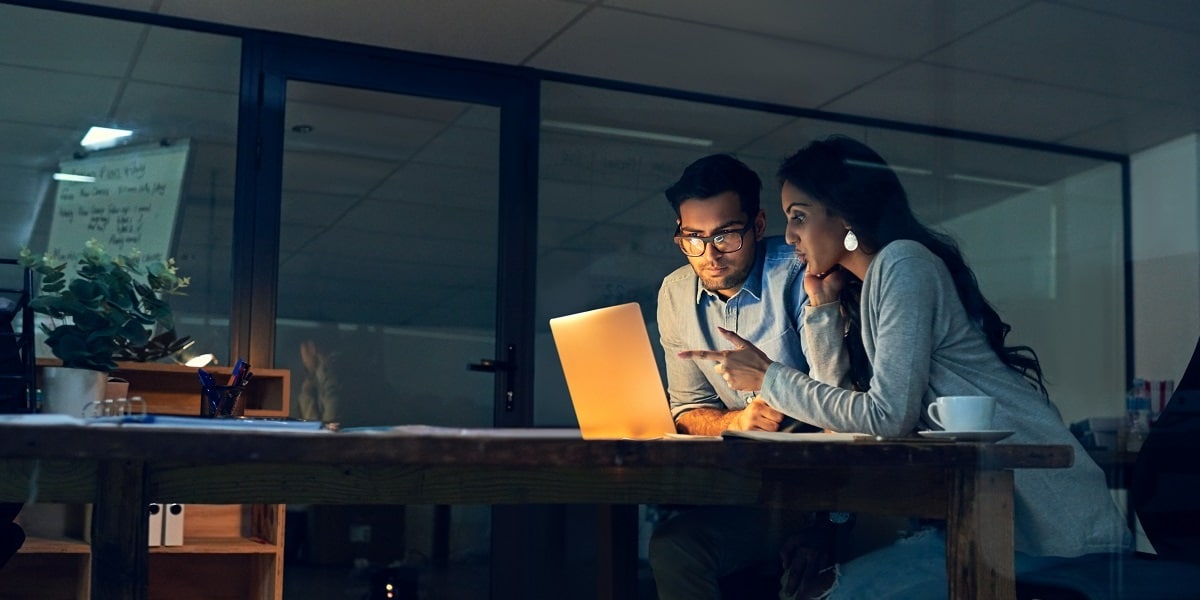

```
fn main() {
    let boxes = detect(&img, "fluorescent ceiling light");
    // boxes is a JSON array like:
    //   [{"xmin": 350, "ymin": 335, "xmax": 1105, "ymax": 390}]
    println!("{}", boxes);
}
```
[
  {"xmin": 844, "ymin": 160, "xmax": 1039, "ymax": 191},
  {"xmin": 80, "ymin": 126, "xmax": 133, "ymax": 149},
  {"xmin": 52, "ymin": 172, "xmax": 97, "ymax": 183},
  {"xmin": 948, "ymin": 173, "xmax": 1041, "ymax": 191},
  {"xmin": 541, "ymin": 120, "xmax": 712, "ymax": 147},
  {"xmin": 846, "ymin": 159, "xmax": 932, "ymax": 177}
]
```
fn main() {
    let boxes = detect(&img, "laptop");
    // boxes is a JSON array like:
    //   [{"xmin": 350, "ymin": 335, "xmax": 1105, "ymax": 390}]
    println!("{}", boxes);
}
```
[{"xmin": 549, "ymin": 302, "xmax": 678, "ymax": 439}]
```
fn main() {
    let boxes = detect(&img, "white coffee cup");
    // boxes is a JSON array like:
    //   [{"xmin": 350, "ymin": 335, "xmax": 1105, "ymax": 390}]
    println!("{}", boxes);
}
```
[{"xmin": 926, "ymin": 395, "xmax": 996, "ymax": 431}]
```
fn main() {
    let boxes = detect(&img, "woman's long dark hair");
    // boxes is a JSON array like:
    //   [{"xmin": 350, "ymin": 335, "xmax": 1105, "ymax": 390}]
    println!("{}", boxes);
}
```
[{"xmin": 777, "ymin": 135, "xmax": 1047, "ymax": 394}]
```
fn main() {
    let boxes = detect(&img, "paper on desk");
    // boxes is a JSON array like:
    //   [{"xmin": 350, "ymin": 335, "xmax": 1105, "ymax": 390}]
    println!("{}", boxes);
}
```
[
  {"xmin": 338, "ymin": 425, "xmax": 585, "ymax": 438},
  {"xmin": 0, "ymin": 413, "xmax": 329, "ymax": 433},
  {"xmin": 0, "ymin": 414, "xmax": 86, "ymax": 426},
  {"xmin": 721, "ymin": 430, "xmax": 954, "ymax": 443},
  {"xmin": 334, "ymin": 426, "xmax": 722, "ymax": 441},
  {"xmin": 113, "ymin": 415, "xmax": 329, "ymax": 432},
  {"xmin": 721, "ymin": 430, "xmax": 871, "ymax": 442}
]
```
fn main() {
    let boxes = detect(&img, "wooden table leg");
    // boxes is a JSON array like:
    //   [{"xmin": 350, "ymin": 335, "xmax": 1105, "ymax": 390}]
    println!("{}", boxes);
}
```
[
  {"xmin": 946, "ymin": 468, "xmax": 1015, "ymax": 600},
  {"xmin": 91, "ymin": 460, "xmax": 149, "ymax": 600},
  {"xmin": 596, "ymin": 504, "xmax": 638, "ymax": 600}
]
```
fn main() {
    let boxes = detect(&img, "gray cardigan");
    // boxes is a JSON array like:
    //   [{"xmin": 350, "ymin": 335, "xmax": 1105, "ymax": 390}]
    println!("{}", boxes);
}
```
[{"xmin": 761, "ymin": 240, "xmax": 1130, "ymax": 557}]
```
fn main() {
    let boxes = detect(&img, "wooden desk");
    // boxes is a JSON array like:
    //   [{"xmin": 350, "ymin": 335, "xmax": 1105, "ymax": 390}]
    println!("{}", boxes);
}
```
[{"xmin": 0, "ymin": 423, "xmax": 1072, "ymax": 600}]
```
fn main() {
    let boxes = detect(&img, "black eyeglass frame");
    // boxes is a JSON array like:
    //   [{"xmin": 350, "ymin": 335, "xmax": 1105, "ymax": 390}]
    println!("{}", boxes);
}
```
[{"xmin": 673, "ymin": 224, "xmax": 754, "ymax": 257}]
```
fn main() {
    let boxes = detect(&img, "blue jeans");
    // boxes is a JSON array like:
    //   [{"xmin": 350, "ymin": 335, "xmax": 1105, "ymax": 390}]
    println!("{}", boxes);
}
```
[{"xmin": 826, "ymin": 527, "xmax": 1075, "ymax": 600}]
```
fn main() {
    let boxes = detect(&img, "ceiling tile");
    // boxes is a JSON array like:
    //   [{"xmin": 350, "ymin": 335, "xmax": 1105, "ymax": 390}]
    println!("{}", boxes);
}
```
[
  {"xmin": 132, "ymin": 26, "xmax": 242, "ymax": 93},
  {"xmin": 371, "ymin": 163, "xmax": 497, "ymax": 212},
  {"xmin": 288, "ymin": 82, "xmax": 472, "ymax": 121},
  {"xmin": 602, "ymin": 0, "xmax": 1028, "ymax": 59},
  {"xmin": 280, "ymin": 191, "xmax": 360, "ymax": 227},
  {"xmin": 409, "ymin": 123, "xmax": 500, "ymax": 171},
  {"xmin": 0, "ymin": 65, "xmax": 121, "ymax": 130},
  {"xmin": 824, "ymin": 62, "xmax": 1135, "ymax": 143},
  {"xmin": 0, "ymin": 3, "xmax": 146, "ymax": 76},
  {"xmin": 541, "ymin": 81, "xmax": 795, "ymax": 150},
  {"xmin": 338, "ymin": 199, "xmax": 494, "ymax": 242},
  {"xmin": 281, "ymin": 151, "xmax": 398, "ymax": 196},
  {"xmin": 0, "ymin": 122, "xmax": 80, "ymax": 168},
  {"xmin": 924, "ymin": 2, "xmax": 1200, "ymax": 104},
  {"xmin": 114, "ymin": 82, "xmax": 239, "ymax": 143},
  {"xmin": 1055, "ymin": 0, "xmax": 1200, "ymax": 35},
  {"xmin": 283, "ymin": 100, "xmax": 442, "ymax": 163},
  {"xmin": 530, "ymin": 7, "xmax": 902, "ymax": 107},
  {"xmin": 1059, "ymin": 104, "xmax": 1200, "ymax": 154},
  {"xmin": 155, "ymin": 0, "xmax": 587, "ymax": 64}
]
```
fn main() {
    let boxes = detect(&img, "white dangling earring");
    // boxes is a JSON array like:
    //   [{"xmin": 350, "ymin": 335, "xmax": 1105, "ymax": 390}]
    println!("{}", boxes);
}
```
[{"xmin": 843, "ymin": 229, "xmax": 859, "ymax": 252}]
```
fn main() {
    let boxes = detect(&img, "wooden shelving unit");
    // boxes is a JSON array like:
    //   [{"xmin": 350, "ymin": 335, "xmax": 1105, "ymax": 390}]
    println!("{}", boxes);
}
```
[{"xmin": 7, "ymin": 361, "xmax": 291, "ymax": 600}]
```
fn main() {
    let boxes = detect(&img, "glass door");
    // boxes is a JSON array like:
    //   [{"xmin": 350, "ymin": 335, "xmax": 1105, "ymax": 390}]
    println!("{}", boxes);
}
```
[
  {"xmin": 244, "ymin": 38, "xmax": 541, "ymax": 599},
  {"xmin": 276, "ymin": 83, "xmax": 502, "ymax": 429},
  {"xmin": 276, "ymin": 82, "xmax": 502, "ymax": 597}
]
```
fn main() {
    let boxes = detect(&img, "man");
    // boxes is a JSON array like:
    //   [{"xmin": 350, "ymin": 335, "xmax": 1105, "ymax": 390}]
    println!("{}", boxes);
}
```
[
  {"xmin": 650, "ymin": 153, "xmax": 815, "ymax": 599},
  {"xmin": 656, "ymin": 153, "xmax": 809, "ymax": 434}
]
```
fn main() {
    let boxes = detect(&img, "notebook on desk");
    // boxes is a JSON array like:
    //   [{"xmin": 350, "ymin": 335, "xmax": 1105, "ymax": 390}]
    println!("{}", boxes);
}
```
[{"xmin": 549, "ymin": 302, "xmax": 678, "ymax": 440}]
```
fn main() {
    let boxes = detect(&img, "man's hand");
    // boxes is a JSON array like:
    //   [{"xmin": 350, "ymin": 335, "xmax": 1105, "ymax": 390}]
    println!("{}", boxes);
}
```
[
  {"xmin": 731, "ymin": 396, "xmax": 784, "ymax": 431},
  {"xmin": 779, "ymin": 525, "xmax": 837, "ymax": 599},
  {"xmin": 678, "ymin": 327, "xmax": 772, "ymax": 391}
]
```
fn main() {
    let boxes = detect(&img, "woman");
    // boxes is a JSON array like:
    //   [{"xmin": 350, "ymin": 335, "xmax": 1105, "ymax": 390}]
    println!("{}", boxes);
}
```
[{"xmin": 681, "ymin": 136, "xmax": 1129, "ymax": 598}]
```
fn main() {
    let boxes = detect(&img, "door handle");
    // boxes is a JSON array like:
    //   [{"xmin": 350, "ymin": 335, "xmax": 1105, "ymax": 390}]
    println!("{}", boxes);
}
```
[
  {"xmin": 467, "ymin": 358, "xmax": 513, "ymax": 373},
  {"xmin": 467, "ymin": 345, "xmax": 516, "ymax": 411}
]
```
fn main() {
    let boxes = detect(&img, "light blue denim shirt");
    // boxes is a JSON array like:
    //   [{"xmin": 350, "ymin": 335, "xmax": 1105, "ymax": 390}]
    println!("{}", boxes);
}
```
[{"xmin": 656, "ymin": 236, "xmax": 809, "ymax": 419}]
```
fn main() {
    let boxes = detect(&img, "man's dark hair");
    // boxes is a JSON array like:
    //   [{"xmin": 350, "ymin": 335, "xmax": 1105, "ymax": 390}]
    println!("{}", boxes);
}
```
[{"xmin": 664, "ymin": 154, "xmax": 761, "ymax": 218}]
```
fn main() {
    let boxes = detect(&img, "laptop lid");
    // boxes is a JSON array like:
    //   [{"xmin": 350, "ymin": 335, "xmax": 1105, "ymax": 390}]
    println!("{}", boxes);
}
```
[{"xmin": 549, "ymin": 302, "xmax": 677, "ymax": 439}]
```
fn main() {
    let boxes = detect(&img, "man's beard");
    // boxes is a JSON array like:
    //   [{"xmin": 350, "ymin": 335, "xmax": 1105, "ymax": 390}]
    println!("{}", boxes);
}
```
[{"xmin": 699, "ymin": 263, "xmax": 752, "ymax": 293}]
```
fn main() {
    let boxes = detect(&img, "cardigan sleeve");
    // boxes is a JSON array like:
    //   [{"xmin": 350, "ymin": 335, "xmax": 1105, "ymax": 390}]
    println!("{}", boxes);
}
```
[
  {"xmin": 801, "ymin": 302, "xmax": 850, "ymax": 389},
  {"xmin": 761, "ymin": 246, "xmax": 947, "ymax": 437}
]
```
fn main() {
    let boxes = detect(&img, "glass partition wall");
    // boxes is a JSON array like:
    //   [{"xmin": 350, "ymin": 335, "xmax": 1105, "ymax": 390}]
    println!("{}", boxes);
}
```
[
  {"xmin": 1, "ymin": 4, "xmax": 1126, "ymax": 428},
  {"xmin": 0, "ymin": 2, "xmax": 239, "ymax": 381},
  {"xmin": 3, "ymin": 2, "xmax": 1129, "ymax": 598},
  {"xmin": 534, "ymin": 82, "xmax": 1126, "ymax": 427}
]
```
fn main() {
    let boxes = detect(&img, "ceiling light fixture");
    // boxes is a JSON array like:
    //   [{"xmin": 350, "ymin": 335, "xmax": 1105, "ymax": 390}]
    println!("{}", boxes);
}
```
[
  {"xmin": 846, "ymin": 159, "xmax": 932, "ymax": 177},
  {"xmin": 80, "ymin": 126, "xmax": 133, "ymax": 149},
  {"xmin": 948, "ymin": 173, "xmax": 1041, "ymax": 191},
  {"xmin": 541, "ymin": 120, "xmax": 712, "ymax": 147},
  {"xmin": 52, "ymin": 172, "xmax": 97, "ymax": 183},
  {"xmin": 846, "ymin": 160, "xmax": 1041, "ymax": 191}
]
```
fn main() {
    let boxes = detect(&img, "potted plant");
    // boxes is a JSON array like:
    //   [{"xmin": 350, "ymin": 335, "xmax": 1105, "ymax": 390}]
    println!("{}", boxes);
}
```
[{"xmin": 19, "ymin": 240, "xmax": 190, "ymax": 414}]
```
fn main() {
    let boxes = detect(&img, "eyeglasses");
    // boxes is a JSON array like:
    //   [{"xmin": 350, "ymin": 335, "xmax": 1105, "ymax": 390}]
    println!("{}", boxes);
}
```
[{"xmin": 674, "ymin": 225, "xmax": 752, "ymax": 257}]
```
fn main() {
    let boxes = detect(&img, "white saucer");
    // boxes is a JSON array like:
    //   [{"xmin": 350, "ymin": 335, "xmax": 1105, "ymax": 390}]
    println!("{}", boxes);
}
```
[{"xmin": 917, "ymin": 430, "xmax": 1014, "ymax": 443}]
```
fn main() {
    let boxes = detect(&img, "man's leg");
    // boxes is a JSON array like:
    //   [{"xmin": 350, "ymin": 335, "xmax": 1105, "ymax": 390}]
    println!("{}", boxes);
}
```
[{"xmin": 649, "ymin": 506, "xmax": 779, "ymax": 600}]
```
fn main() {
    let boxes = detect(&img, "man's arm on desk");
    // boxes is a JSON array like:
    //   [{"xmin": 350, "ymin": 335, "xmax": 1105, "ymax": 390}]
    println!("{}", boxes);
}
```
[{"xmin": 676, "ymin": 398, "xmax": 785, "ymax": 435}]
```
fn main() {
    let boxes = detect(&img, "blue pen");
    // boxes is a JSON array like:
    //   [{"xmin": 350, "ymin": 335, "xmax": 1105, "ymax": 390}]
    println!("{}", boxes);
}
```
[
  {"xmin": 198, "ymin": 368, "xmax": 217, "ymax": 389},
  {"xmin": 227, "ymin": 359, "xmax": 246, "ymax": 386}
]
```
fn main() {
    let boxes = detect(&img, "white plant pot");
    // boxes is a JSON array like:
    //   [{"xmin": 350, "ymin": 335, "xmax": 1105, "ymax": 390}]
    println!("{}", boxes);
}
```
[{"xmin": 41, "ymin": 366, "xmax": 107, "ymax": 418}]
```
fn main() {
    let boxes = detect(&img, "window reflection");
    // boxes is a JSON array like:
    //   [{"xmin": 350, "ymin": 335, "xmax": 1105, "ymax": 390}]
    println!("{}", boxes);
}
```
[
  {"xmin": 0, "ymin": 3, "xmax": 240, "ymax": 363},
  {"xmin": 535, "ymin": 81, "xmax": 1123, "ymax": 427}
]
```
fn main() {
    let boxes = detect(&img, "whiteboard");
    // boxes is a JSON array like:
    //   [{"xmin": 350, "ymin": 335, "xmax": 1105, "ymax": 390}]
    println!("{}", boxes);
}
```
[{"xmin": 47, "ymin": 139, "xmax": 191, "ymax": 263}]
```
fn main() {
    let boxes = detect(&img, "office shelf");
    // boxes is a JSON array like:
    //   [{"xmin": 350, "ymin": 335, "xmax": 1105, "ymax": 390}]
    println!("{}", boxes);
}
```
[{"xmin": 9, "ymin": 362, "xmax": 291, "ymax": 599}]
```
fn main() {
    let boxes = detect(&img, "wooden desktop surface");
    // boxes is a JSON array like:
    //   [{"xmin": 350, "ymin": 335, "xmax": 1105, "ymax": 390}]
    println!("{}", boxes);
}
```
[{"xmin": 0, "ymin": 423, "xmax": 1072, "ymax": 600}]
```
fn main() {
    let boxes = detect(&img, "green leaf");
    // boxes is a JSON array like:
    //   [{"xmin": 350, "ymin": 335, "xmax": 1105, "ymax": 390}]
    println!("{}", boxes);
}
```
[{"xmin": 118, "ymin": 319, "xmax": 150, "ymax": 345}]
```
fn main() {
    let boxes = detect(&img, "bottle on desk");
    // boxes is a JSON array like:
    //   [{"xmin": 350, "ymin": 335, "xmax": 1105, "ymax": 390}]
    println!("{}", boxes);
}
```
[{"xmin": 1124, "ymin": 379, "xmax": 1151, "ymax": 452}]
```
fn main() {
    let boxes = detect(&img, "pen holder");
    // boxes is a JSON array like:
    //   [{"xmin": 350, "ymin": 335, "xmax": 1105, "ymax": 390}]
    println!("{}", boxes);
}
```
[{"xmin": 200, "ymin": 385, "xmax": 246, "ymax": 418}]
